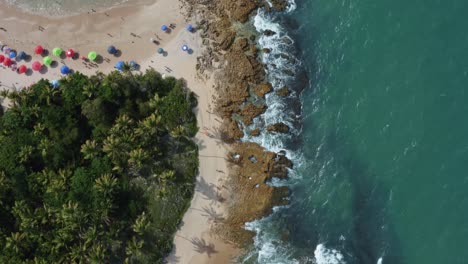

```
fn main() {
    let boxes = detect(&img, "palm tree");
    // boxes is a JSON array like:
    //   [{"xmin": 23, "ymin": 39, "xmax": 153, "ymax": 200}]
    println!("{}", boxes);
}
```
[
  {"xmin": 80, "ymin": 139, "xmax": 99, "ymax": 160},
  {"xmin": 128, "ymin": 148, "xmax": 148, "ymax": 169},
  {"xmin": 5, "ymin": 232, "xmax": 25, "ymax": 253},
  {"xmin": 103, "ymin": 135, "xmax": 122, "ymax": 162},
  {"xmin": 94, "ymin": 173, "xmax": 117, "ymax": 196},
  {"xmin": 132, "ymin": 212, "xmax": 149, "ymax": 236}
]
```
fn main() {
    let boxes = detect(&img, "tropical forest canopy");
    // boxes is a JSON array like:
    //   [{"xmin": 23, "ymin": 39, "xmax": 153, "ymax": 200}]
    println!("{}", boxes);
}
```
[{"xmin": 0, "ymin": 69, "xmax": 198, "ymax": 263}]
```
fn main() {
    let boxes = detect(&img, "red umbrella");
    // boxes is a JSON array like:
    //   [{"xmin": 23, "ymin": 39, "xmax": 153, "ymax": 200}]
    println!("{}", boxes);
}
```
[
  {"xmin": 66, "ymin": 49, "xmax": 75, "ymax": 58},
  {"xmin": 32, "ymin": 61, "xmax": 42, "ymax": 71},
  {"xmin": 18, "ymin": 65, "xmax": 27, "ymax": 74},
  {"xmin": 3, "ymin": 58, "xmax": 12, "ymax": 67},
  {"xmin": 0, "ymin": 55, "xmax": 4, "ymax": 63},
  {"xmin": 34, "ymin": 45, "xmax": 44, "ymax": 55}
]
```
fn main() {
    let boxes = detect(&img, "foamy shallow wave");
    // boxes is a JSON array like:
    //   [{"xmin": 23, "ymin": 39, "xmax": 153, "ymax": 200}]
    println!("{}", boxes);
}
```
[
  {"xmin": 3, "ymin": 0, "xmax": 133, "ymax": 16},
  {"xmin": 240, "ymin": 1, "xmax": 333, "ymax": 263},
  {"xmin": 314, "ymin": 244, "xmax": 345, "ymax": 264}
]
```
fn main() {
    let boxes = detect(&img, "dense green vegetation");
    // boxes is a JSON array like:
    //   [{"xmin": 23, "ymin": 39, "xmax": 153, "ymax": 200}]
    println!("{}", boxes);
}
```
[{"xmin": 0, "ymin": 70, "xmax": 198, "ymax": 263}]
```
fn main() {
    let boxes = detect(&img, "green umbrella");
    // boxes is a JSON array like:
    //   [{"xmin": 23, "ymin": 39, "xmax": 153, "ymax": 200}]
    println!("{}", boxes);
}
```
[
  {"xmin": 43, "ymin": 56, "xmax": 52, "ymax": 66},
  {"xmin": 88, "ymin": 51, "xmax": 97, "ymax": 61},
  {"xmin": 52, "ymin": 47, "xmax": 62, "ymax": 57}
]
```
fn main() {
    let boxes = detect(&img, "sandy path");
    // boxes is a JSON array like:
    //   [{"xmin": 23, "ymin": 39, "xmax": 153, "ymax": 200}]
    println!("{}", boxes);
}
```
[{"xmin": 0, "ymin": 0, "xmax": 237, "ymax": 263}]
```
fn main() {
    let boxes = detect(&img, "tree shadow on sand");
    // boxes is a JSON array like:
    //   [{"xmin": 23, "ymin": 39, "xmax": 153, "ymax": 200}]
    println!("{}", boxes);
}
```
[
  {"xmin": 190, "ymin": 237, "xmax": 218, "ymax": 257},
  {"xmin": 196, "ymin": 176, "xmax": 225, "ymax": 204}
]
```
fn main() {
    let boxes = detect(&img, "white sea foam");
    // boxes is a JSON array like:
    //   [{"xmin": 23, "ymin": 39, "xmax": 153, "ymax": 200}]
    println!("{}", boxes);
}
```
[{"xmin": 314, "ymin": 244, "xmax": 345, "ymax": 264}]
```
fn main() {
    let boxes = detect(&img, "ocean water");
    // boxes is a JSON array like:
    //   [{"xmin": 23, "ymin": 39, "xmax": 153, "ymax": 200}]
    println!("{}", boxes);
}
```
[{"xmin": 243, "ymin": 0, "xmax": 468, "ymax": 263}]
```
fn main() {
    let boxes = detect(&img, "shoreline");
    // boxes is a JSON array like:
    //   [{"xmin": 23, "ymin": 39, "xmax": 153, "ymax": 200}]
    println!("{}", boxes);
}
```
[
  {"xmin": 0, "ymin": 0, "xmax": 238, "ymax": 263},
  {"xmin": 1, "ymin": 0, "xmax": 297, "ymax": 262}
]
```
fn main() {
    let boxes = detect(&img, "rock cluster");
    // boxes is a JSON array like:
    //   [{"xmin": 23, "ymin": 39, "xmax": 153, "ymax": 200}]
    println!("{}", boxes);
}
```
[{"xmin": 181, "ymin": 0, "xmax": 292, "ymax": 246}]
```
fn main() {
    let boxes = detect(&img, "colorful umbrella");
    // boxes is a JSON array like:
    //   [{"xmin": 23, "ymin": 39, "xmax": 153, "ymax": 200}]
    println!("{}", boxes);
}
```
[
  {"xmin": 18, "ymin": 65, "xmax": 27, "ymax": 74},
  {"xmin": 3, "ymin": 46, "xmax": 11, "ymax": 54},
  {"xmin": 107, "ymin": 45, "xmax": 117, "ymax": 54},
  {"xmin": 52, "ymin": 47, "xmax": 62, "ymax": 57},
  {"xmin": 60, "ymin": 65, "xmax": 70, "ymax": 75},
  {"xmin": 0, "ymin": 55, "xmax": 4, "ymax": 63},
  {"xmin": 32, "ymin": 61, "xmax": 42, "ymax": 71},
  {"xmin": 34, "ymin": 45, "xmax": 44, "ymax": 55},
  {"xmin": 161, "ymin": 25, "xmax": 168, "ymax": 31},
  {"xmin": 88, "ymin": 51, "xmax": 97, "ymax": 61},
  {"xmin": 115, "ymin": 61, "xmax": 124, "ymax": 71},
  {"xmin": 43, "ymin": 56, "xmax": 52, "ymax": 66},
  {"xmin": 9, "ymin": 51, "xmax": 16, "ymax": 59},
  {"xmin": 157, "ymin": 48, "xmax": 164, "ymax": 54},
  {"xmin": 18, "ymin": 51, "xmax": 26, "ymax": 60},
  {"xmin": 186, "ymin": 24, "xmax": 194, "ymax": 32},
  {"xmin": 66, "ymin": 49, "xmax": 75, "ymax": 58},
  {"xmin": 3, "ymin": 58, "xmax": 12, "ymax": 67},
  {"xmin": 129, "ymin": 60, "xmax": 138, "ymax": 70}
]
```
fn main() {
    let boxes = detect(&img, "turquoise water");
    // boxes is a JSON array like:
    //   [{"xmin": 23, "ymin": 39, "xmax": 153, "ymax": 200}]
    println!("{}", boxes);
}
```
[{"xmin": 245, "ymin": 0, "xmax": 468, "ymax": 263}]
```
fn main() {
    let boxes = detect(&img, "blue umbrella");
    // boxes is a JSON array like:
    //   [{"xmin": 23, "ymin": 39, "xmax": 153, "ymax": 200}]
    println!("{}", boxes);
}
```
[
  {"xmin": 186, "ymin": 24, "xmax": 194, "ymax": 32},
  {"xmin": 107, "ymin": 45, "xmax": 117, "ymax": 54},
  {"xmin": 17, "ymin": 51, "xmax": 26, "ymax": 60},
  {"xmin": 9, "ymin": 51, "xmax": 16, "ymax": 59},
  {"xmin": 129, "ymin": 60, "xmax": 138, "ymax": 70},
  {"xmin": 157, "ymin": 48, "xmax": 164, "ymax": 54},
  {"xmin": 60, "ymin": 65, "xmax": 70, "ymax": 75},
  {"xmin": 161, "ymin": 25, "xmax": 168, "ymax": 31},
  {"xmin": 51, "ymin": 80, "xmax": 60, "ymax": 88},
  {"xmin": 115, "ymin": 61, "xmax": 125, "ymax": 71}
]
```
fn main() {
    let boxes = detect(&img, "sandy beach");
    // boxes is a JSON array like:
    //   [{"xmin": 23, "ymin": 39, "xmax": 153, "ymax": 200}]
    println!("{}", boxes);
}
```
[{"xmin": 0, "ymin": 0, "xmax": 237, "ymax": 263}]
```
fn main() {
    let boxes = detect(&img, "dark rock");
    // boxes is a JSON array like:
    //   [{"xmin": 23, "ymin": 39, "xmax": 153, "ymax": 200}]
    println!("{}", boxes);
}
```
[
  {"xmin": 276, "ymin": 86, "xmax": 290, "ymax": 97},
  {"xmin": 263, "ymin": 48, "xmax": 271, "ymax": 53},
  {"xmin": 267, "ymin": 122, "xmax": 290, "ymax": 134},
  {"xmin": 263, "ymin": 29, "xmax": 276, "ymax": 36},
  {"xmin": 249, "ymin": 128, "xmax": 261, "ymax": 136}
]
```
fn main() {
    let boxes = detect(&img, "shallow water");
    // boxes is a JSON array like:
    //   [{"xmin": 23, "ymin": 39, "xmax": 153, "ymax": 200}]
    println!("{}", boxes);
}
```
[
  {"xmin": 2, "ymin": 0, "xmax": 144, "ymax": 16},
  {"xmin": 244, "ymin": 0, "xmax": 468, "ymax": 263}
]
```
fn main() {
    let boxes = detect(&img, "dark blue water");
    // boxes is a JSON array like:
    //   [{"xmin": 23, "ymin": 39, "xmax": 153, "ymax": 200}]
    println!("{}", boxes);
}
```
[{"xmin": 243, "ymin": 0, "xmax": 468, "ymax": 263}]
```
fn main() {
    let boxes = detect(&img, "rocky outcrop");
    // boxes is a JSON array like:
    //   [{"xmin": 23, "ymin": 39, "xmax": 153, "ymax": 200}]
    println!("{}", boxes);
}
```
[
  {"xmin": 241, "ymin": 103, "xmax": 267, "ymax": 125},
  {"xmin": 270, "ymin": 0, "xmax": 289, "ymax": 11},
  {"xmin": 216, "ymin": 142, "xmax": 291, "ymax": 243},
  {"xmin": 249, "ymin": 128, "xmax": 261, "ymax": 136},
  {"xmin": 253, "ymin": 82, "xmax": 273, "ymax": 98},
  {"xmin": 267, "ymin": 122, "xmax": 290, "ymax": 133},
  {"xmin": 276, "ymin": 86, "xmax": 290, "ymax": 97}
]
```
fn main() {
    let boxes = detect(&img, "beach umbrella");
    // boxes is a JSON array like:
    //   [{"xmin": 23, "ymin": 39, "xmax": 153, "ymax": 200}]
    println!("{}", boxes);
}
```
[
  {"xmin": 11, "ymin": 64, "xmax": 17, "ymax": 71},
  {"xmin": 43, "ymin": 56, "xmax": 52, "ymax": 66},
  {"xmin": 157, "ymin": 48, "xmax": 164, "ymax": 54},
  {"xmin": 3, "ymin": 46, "xmax": 11, "ymax": 54},
  {"xmin": 66, "ymin": 49, "xmax": 75, "ymax": 58},
  {"xmin": 107, "ymin": 45, "xmax": 117, "ymax": 54},
  {"xmin": 3, "ymin": 58, "xmax": 12, "ymax": 67},
  {"xmin": 115, "ymin": 61, "xmax": 125, "ymax": 71},
  {"xmin": 186, "ymin": 24, "xmax": 194, "ymax": 32},
  {"xmin": 9, "ymin": 51, "xmax": 16, "ymax": 59},
  {"xmin": 0, "ymin": 55, "xmax": 4, "ymax": 63},
  {"xmin": 88, "ymin": 51, "xmax": 97, "ymax": 61},
  {"xmin": 18, "ymin": 65, "xmax": 27, "ymax": 74},
  {"xmin": 181, "ymin": 45, "xmax": 189, "ymax": 52},
  {"xmin": 18, "ymin": 51, "xmax": 26, "ymax": 60},
  {"xmin": 161, "ymin": 25, "xmax": 168, "ymax": 31},
  {"xmin": 60, "ymin": 65, "xmax": 70, "ymax": 75},
  {"xmin": 129, "ymin": 60, "xmax": 138, "ymax": 70},
  {"xmin": 32, "ymin": 61, "xmax": 42, "ymax": 71},
  {"xmin": 51, "ymin": 80, "xmax": 60, "ymax": 88},
  {"xmin": 34, "ymin": 45, "xmax": 44, "ymax": 55},
  {"xmin": 53, "ymin": 47, "xmax": 62, "ymax": 57}
]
